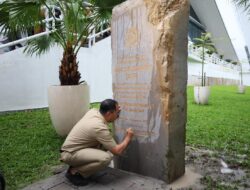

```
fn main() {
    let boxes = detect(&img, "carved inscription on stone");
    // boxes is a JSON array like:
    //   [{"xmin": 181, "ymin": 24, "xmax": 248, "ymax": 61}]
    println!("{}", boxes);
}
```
[{"xmin": 112, "ymin": 5, "xmax": 161, "ymax": 142}]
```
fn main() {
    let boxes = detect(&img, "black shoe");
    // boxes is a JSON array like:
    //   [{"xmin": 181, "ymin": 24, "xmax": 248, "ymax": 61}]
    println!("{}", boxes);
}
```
[
  {"xmin": 0, "ymin": 172, "xmax": 6, "ymax": 190},
  {"xmin": 89, "ymin": 170, "xmax": 107, "ymax": 181},
  {"xmin": 65, "ymin": 171, "xmax": 89, "ymax": 186}
]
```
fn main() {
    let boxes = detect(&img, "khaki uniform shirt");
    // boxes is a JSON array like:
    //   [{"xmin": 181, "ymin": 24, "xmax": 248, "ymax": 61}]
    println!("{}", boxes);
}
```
[{"xmin": 61, "ymin": 109, "xmax": 117, "ymax": 153}]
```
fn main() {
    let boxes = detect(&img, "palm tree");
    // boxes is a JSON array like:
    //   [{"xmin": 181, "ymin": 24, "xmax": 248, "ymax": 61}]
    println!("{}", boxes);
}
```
[
  {"xmin": 194, "ymin": 33, "xmax": 215, "ymax": 86},
  {"xmin": 0, "ymin": 0, "xmax": 124, "ymax": 85}
]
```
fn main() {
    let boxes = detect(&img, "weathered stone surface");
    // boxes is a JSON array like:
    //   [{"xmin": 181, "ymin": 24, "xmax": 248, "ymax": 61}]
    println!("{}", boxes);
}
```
[{"xmin": 112, "ymin": 0, "xmax": 189, "ymax": 183}]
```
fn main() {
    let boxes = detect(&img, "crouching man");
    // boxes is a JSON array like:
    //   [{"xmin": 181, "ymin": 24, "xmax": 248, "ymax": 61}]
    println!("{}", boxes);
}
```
[{"xmin": 60, "ymin": 99, "xmax": 134, "ymax": 186}]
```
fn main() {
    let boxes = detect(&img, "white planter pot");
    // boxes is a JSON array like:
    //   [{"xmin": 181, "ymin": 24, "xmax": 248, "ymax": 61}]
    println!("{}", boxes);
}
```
[
  {"xmin": 48, "ymin": 83, "xmax": 90, "ymax": 136},
  {"xmin": 238, "ymin": 85, "xmax": 245, "ymax": 94},
  {"xmin": 194, "ymin": 86, "xmax": 210, "ymax": 105}
]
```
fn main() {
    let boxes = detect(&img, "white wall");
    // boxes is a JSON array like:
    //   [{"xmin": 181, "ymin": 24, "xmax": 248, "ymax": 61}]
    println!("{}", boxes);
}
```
[
  {"xmin": 188, "ymin": 61, "xmax": 239, "ymax": 80},
  {"xmin": 0, "ymin": 37, "xmax": 113, "ymax": 112},
  {"xmin": 243, "ymin": 72, "xmax": 250, "ymax": 86},
  {"xmin": 0, "ymin": 37, "xmax": 247, "ymax": 112}
]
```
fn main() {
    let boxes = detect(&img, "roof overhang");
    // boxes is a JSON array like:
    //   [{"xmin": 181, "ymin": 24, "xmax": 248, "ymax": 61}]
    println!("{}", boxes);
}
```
[{"xmin": 190, "ymin": 0, "xmax": 239, "ymax": 62}]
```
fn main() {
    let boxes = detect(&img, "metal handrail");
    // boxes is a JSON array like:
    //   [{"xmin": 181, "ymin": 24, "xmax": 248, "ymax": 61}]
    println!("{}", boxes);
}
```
[
  {"xmin": 0, "ymin": 30, "xmax": 55, "ymax": 49},
  {"xmin": 188, "ymin": 41, "xmax": 240, "ymax": 71},
  {"xmin": 0, "ymin": 4, "xmax": 111, "ymax": 50}
]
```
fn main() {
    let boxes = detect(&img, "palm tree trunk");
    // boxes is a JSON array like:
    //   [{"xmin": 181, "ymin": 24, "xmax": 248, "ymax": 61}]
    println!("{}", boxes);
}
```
[
  {"xmin": 59, "ymin": 42, "xmax": 81, "ymax": 85},
  {"xmin": 201, "ymin": 46, "xmax": 205, "ymax": 86},
  {"xmin": 240, "ymin": 63, "xmax": 243, "ymax": 85}
]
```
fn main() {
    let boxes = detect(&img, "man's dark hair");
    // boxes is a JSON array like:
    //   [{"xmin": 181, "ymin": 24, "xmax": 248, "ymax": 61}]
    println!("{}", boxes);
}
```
[{"xmin": 99, "ymin": 99, "xmax": 118, "ymax": 115}]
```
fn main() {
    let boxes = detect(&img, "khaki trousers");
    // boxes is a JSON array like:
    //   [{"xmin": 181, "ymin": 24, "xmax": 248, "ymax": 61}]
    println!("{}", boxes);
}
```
[{"xmin": 61, "ymin": 148, "xmax": 113, "ymax": 177}]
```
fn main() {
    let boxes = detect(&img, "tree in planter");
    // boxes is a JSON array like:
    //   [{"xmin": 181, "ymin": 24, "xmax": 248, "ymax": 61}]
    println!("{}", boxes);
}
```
[
  {"xmin": 232, "ymin": 0, "xmax": 249, "ymax": 93},
  {"xmin": 238, "ymin": 61, "xmax": 246, "ymax": 93},
  {"xmin": 194, "ymin": 33, "xmax": 216, "ymax": 86},
  {"xmin": 0, "ymin": 0, "xmax": 124, "ymax": 85},
  {"xmin": 0, "ymin": 0, "xmax": 125, "ymax": 136}
]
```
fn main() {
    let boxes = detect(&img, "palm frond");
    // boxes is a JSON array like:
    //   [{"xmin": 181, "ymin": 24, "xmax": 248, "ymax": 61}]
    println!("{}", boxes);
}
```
[
  {"xmin": 193, "ymin": 32, "xmax": 216, "ymax": 54},
  {"xmin": 0, "ymin": 6, "xmax": 11, "ymax": 34},
  {"xmin": 205, "ymin": 46, "xmax": 216, "ymax": 52},
  {"xmin": 90, "ymin": 0, "xmax": 125, "ymax": 22},
  {"xmin": 24, "ymin": 34, "xmax": 56, "ymax": 56},
  {"xmin": 233, "ymin": 0, "xmax": 250, "ymax": 7},
  {"xmin": 193, "ymin": 38, "xmax": 204, "ymax": 43},
  {"xmin": 91, "ymin": 0, "xmax": 125, "ymax": 12},
  {"xmin": 233, "ymin": 0, "xmax": 250, "ymax": 14},
  {"xmin": 73, "ymin": 0, "xmax": 125, "ymax": 49},
  {"xmin": 0, "ymin": 0, "xmax": 44, "ymax": 34},
  {"xmin": 194, "ymin": 33, "xmax": 213, "ymax": 45}
]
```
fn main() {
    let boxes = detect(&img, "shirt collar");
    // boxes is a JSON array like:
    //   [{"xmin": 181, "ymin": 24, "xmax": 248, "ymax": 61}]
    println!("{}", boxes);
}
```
[{"xmin": 94, "ymin": 108, "xmax": 108, "ymax": 125}]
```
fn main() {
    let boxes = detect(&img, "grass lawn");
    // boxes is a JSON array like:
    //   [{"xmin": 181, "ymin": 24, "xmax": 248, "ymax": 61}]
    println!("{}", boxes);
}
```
[
  {"xmin": 0, "ymin": 86, "xmax": 249, "ymax": 189},
  {"xmin": 187, "ymin": 86, "xmax": 250, "ymax": 167},
  {"xmin": 0, "ymin": 109, "xmax": 64, "ymax": 190}
]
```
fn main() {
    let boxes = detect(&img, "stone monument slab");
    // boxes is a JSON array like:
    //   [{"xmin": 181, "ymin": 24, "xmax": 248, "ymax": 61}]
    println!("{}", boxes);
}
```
[{"xmin": 112, "ymin": 0, "xmax": 189, "ymax": 183}]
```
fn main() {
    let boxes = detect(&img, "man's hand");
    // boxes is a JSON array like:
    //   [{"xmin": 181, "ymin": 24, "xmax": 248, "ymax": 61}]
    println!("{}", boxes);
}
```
[
  {"xmin": 110, "ymin": 128, "xmax": 134, "ymax": 155},
  {"xmin": 126, "ymin": 128, "xmax": 134, "ymax": 139}
]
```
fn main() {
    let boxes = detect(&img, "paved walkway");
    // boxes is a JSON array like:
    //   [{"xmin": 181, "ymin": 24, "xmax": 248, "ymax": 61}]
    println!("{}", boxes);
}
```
[
  {"xmin": 23, "ymin": 167, "xmax": 170, "ymax": 190},
  {"xmin": 22, "ymin": 166, "xmax": 202, "ymax": 190}
]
